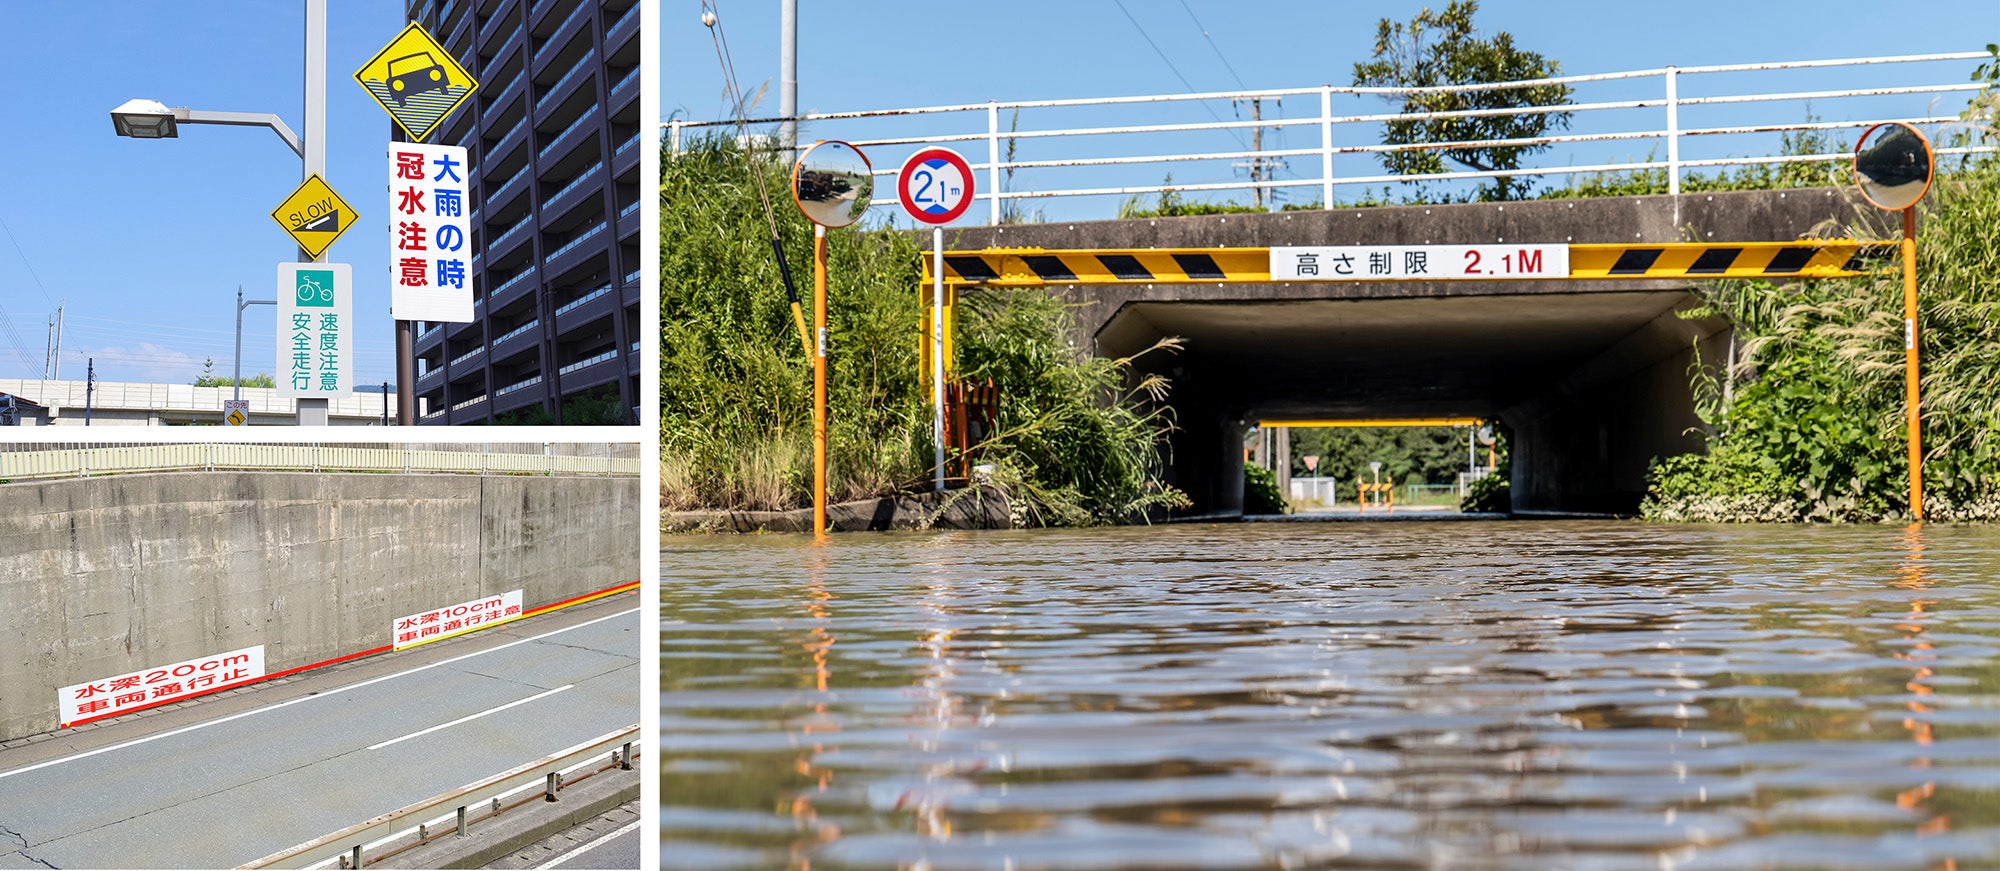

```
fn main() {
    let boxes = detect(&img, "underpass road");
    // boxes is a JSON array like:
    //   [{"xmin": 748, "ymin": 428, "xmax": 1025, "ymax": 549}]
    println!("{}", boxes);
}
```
[{"xmin": 0, "ymin": 592, "xmax": 640, "ymax": 870}]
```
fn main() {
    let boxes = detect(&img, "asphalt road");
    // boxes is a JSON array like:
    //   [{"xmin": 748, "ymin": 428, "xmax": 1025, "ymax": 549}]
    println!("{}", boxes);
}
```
[
  {"xmin": 544, "ymin": 817, "xmax": 641, "ymax": 869},
  {"xmin": 0, "ymin": 594, "xmax": 640, "ymax": 870}
]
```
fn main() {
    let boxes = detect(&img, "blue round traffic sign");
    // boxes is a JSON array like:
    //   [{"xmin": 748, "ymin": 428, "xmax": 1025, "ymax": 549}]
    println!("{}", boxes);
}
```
[{"xmin": 897, "ymin": 147, "xmax": 975, "ymax": 225}]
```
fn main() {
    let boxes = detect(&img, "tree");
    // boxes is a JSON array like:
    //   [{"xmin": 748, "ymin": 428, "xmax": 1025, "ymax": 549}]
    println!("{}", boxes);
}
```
[
  {"xmin": 1352, "ymin": 1, "xmax": 1572, "ymax": 201},
  {"xmin": 193, "ymin": 358, "xmax": 276, "ymax": 388}
]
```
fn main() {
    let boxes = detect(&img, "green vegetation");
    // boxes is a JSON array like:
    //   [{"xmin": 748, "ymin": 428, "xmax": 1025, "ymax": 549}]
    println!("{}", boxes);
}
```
[
  {"xmin": 1117, "ymin": 176, "xmax": 1265, "ymax": 219},
  {"xmin": 488, "ymin": 384, "xmax": 633, "ymax": 426},
  {"xmin": 1352, "ymin": 0, "xmax": 1573, "ymax": 202},
  {"xmin": 1643, "ymin": 166, "xmax": 2000, "ymax": 523},
  {"xmin": 1286, "ymin": 424, "xmax": 1503, "ymax": 501},
  {"xmin": 662, "ymin": 137, "xmax": 1184, "ymax": 525},
  {"xmin": 194, "ymin": 359, "xmax": 274, "ymax": 389},
  {"xmin": 1460, "ymin": 458, "xmax": 1510, "ymax": 513},
  {"xmin": 1243, "ymin": 463, "xmax": 1285, "ymax": 515}
]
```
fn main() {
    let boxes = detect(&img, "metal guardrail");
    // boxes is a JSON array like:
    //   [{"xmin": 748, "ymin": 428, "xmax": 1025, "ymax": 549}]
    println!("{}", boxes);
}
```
[
  {"xmin": 240, "ymin": 725, "xmax": 639, "ymax": 870},
  {"xmin": 0, "ymin": 445, "xmax": 640, "ymax": 481},
  {"xmin": 666, "ymin": 51, "xmax": 1998, "ymax": 224}
]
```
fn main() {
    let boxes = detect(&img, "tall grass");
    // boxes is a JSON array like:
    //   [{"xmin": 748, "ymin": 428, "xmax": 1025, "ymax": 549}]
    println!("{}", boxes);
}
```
[
  {"xmin": 661, "ymin": 137, "xmax": 924, "ymax": 510},
  {"xmin": 662, "ymin": 137, "xmax": 1185, "ymax": 523},
  {"xmin": 1644, "ymin": 161, "xmax": 2000, "ymax": 522}
]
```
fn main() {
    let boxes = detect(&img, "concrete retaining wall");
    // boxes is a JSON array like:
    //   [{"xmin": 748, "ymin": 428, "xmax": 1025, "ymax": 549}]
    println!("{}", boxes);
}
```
[{"xmin": 0, "ymin": 471, "xmax": 639, "ymax": 741}]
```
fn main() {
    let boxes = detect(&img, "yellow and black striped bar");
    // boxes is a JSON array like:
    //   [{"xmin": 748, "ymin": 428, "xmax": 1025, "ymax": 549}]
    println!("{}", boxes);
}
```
[
  {"xmin": 924, "ymin": 241, "xmax": 1895, "ymax": 287},
  {"xmin": 1567, "ymin": 241, "xmax": 1894, "ymax": 280}
]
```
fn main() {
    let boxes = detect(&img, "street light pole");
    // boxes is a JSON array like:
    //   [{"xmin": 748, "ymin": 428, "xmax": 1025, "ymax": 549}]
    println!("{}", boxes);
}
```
[
  {"xmin": 235, "ymin": 285, "xmax": 276, "ymax": 403},
  {"xmin": 110, "ymin": 0, "xmax": 332, "ymax": 427},
  {"xmin": 294, "ymin": 0, "xmax": 330, "ymax": 426}
]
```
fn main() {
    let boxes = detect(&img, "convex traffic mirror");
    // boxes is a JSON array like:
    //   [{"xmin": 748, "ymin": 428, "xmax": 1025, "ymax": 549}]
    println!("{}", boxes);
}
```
[
  {"xmin": 1854, "ymin": 122, "xmax": 1934, "ymax": 211},
  {"xmin": 792, "ymin": 140, "xmax": 873, "ymax": 228}
]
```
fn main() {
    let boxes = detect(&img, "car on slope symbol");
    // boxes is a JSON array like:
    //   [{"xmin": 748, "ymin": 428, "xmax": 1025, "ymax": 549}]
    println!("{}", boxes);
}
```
[{"xmin": 386, "ymin": 52, "xmax": 448, "ymax": 105}]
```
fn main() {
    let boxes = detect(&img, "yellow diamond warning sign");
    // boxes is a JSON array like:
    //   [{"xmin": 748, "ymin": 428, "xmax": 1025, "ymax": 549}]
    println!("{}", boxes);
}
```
[
  {"xmin": 270, "ymin": 174, "xmax": 357, "ymax": 259},
  {"xmin": 354, "ymin": 23, "xmax": 478, "ymax": 143}
]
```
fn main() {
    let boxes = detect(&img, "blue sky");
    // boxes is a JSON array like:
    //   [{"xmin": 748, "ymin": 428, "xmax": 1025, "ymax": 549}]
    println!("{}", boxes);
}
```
[
  {"xmin": 0, "ymin": 3, "xmax": 408, "ymax": 385},
  {"xmin": 664, "ymin": 2, "xmax": 1999, "ymax": 223}
]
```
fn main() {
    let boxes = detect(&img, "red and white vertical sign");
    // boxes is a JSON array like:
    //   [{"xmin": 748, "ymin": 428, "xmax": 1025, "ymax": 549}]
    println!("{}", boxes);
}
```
[
  {"xmin": 388, "ymin": 142, "xmax": 474, "ymax": 323},
  {"xmin": 59, "ymin": 645, "xmax": 266, "ymax": 726},
  {"xmin": 392, "ymin": 589, "xmax": 524, "ymax": 649}
]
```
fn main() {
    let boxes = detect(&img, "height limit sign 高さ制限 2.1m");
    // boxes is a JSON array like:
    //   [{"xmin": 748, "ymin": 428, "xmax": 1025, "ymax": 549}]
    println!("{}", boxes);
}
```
[
  {"xmin": 898, "ymin": 148, "xmax": 975, "ymax": 226},
  {"xmin": 353, "ymin": 23, "xmax": 478, "ymax": 142},
  {"xmin": 1271, "ymin": 244, "xmax": 1568, "ymax": 281}
]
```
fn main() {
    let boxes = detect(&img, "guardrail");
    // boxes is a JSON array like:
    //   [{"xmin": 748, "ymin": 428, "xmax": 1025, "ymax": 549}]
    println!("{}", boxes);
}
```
[
  {"xmin": 666, "ymin": 51, "xmax": 1998, "ymax": 224},
  {"xmin": 0, "ymin": 444, "xmax": 640, "ymax": 481},
  {"xmin": 240, "ymin": 725, "xmax": 639, "ymax": 870}
]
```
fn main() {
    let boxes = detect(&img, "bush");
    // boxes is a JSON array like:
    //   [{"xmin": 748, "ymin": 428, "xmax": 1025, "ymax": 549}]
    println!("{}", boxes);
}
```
[{"xmin": 1243, "ymin": 463, "xmax": 1287, "ymax": 515}]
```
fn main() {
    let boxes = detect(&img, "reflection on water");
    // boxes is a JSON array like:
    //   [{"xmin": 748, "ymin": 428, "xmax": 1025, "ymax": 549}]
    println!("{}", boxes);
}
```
[{"xmin": 664, "ymin": 522, "xmax": 2000, "ymax": 869}]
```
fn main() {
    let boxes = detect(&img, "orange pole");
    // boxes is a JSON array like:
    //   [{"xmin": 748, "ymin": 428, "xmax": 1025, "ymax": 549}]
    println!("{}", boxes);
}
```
[
  {"xmin": 813, "ymin": 225, "xmax": 829, "ymax": 540},
  {"xmin": 1903, "ymin": 207, "xmax": 1922, "ymax": 523}
]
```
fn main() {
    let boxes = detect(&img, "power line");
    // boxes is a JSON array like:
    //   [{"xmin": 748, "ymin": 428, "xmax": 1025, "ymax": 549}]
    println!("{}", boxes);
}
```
[
  {"xmin": 0, "ymin": 212, "xmax": 58, "ymax": 309},
  {"xmin": 1176, "ymin": 0, "xmax": 1247, "ymax": 90},
  {"xmin": 1110, "ymin": 0, "xmax": 1247, "ymax": 148}
]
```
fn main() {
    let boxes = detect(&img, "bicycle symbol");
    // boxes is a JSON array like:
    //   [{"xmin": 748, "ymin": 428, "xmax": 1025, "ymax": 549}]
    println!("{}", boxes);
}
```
[{"xmin": 296, "ymin": 273, "xmax": 335, "ymax": 306}]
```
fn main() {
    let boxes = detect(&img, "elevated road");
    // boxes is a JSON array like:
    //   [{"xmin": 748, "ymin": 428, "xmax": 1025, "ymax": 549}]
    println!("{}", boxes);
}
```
[{"xmin": 0, "ymin": 592, "xmax": 639, "ymax": 870}]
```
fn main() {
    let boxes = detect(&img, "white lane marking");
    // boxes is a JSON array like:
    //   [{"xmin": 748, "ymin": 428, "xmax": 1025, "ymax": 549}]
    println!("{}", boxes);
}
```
[
  {"xmin": 0, "ymin": 607, "xmax": 638, "ymax": 781},
  {"xmin": 368, "ymin": 685, "xmax": 572, "ymax": 750},
  {"xmin": 532, "ymin": 818, "xmax": 643, "ymax": 870}
]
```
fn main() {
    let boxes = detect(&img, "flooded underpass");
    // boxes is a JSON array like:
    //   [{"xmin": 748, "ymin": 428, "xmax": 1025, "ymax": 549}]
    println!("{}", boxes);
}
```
[{"xmin": 663, "ymin": 521, "xmax": 2000, "ymax": 869}]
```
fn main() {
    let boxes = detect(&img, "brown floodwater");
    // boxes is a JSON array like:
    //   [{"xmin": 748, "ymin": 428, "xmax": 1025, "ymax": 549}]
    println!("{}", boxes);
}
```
[{"xmin": 663, "ymin": 521, "xmax": 2000, "ymax": 870}]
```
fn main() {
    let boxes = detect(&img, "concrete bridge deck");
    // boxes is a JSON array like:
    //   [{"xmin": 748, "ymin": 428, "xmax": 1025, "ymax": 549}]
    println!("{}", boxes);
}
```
[{"xmin": 940, "ymin": 187, "xmax": 1888, "ymax": 515}]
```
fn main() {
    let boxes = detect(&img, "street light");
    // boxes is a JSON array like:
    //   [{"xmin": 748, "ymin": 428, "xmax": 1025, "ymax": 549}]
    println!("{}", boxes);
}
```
[
  {"xmin": 110, "ymin": 99, "xmax": 304, "ymax": 157},
  {"xmin": 107, "ymin": 0, "xmax": 329, "ymax": 426}
]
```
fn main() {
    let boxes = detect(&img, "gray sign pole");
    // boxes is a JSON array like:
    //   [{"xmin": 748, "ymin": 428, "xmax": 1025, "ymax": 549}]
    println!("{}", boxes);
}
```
[{"xmin": 295, "ymin": 0, "xmax": 331, "ymax": 426}]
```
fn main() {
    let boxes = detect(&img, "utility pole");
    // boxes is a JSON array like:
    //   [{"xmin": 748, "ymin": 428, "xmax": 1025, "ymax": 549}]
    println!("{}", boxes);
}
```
[
  {"xmin": 44, "ymin": 306, "xmax": 63, "ymax": 381},
  {"xmin": 779, "ymin": 0, "xmax": 797, "ymax": 156},
  {"xmin": 1233, "ymin": 97, "xmax": 1283, "ymax": 210},
  {"xmin": 84, "ymin": 358, "xmax": 95, "ymax": 426}
]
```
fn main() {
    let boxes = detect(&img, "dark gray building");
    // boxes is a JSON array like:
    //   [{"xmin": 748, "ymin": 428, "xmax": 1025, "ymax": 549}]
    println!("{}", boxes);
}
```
[{"xmin": 407, "ymin": 0, "xmax": 641, "ymax": 424}]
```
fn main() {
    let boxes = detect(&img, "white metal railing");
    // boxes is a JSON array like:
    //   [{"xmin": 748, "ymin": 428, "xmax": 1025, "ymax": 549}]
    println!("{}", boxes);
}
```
[
  {"xmin": 555, "ymin": 284, "xmax": 611, "ymax": 317},
  {"xmin": 0, "ymin": 445, "xmax": 639, "ymax": 481},
  {"xmin": 450, "ymin": 393, "xmax": 487, "ymax": 412},
  {"xmin": 448, "ymin": 344, "xmax": 484, "ymax": 368},
  {"xmin": 243, "ymin": 726, "xmax": 638, "ymax": 869},
  {"xmin": 666, "ymin": 51, "xmax": 1998, "ymax": 224}
]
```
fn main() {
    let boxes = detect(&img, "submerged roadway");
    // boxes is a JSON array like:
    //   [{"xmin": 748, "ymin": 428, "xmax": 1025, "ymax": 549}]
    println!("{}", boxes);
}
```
[{"xmin": 0, "ymin": 592, "xmax": 640, "ymax": 870}]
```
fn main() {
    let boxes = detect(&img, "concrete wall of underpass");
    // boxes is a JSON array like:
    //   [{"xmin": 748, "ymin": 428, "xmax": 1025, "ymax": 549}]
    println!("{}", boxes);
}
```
[
  {"xmin": 0, "ymin": 471, "xmax": 639, "ymax": 741},
  {"xmin": 1503, "ymin": 305, "xmax": 1734, "ymax": 514}
]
